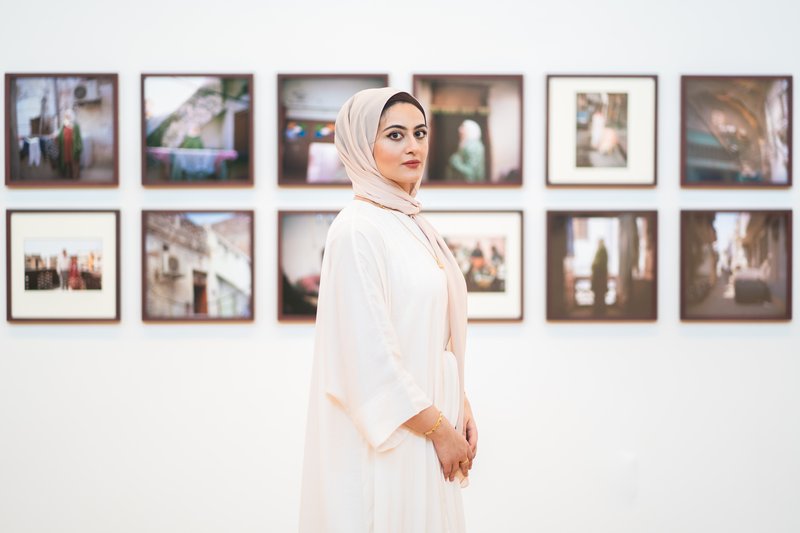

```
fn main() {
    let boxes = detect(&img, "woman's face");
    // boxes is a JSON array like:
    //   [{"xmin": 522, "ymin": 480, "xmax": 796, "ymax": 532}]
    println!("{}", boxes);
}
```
[{"xmin": 373, "ymin": 102, "xmax": 428, "ymax": 193}]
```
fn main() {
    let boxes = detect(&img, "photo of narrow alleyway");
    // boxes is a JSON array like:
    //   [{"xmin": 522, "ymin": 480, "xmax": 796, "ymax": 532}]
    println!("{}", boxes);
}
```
[{"xmin": 682, "ymin": 211, "xmax": 790, "ymax": 320}]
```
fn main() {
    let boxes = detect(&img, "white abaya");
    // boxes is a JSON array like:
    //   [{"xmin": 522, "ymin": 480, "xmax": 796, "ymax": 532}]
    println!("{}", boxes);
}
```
[{"xmin": 299, "ymin": 200, "xmax": 465, "ymax": 533}]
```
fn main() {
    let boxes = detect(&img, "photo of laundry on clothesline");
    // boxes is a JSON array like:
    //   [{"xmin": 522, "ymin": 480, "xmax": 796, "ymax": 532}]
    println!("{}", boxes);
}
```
[
  {"xmin": 143, "ymin": 75, "xmax": 252, "ymax": 185},
  {"xmin": 7, "ymin": 75, "xmax": 117, "ymax": 184}
]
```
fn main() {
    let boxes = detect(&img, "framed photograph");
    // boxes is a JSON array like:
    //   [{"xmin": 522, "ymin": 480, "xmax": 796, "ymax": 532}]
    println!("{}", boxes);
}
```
[
  {"xmin": 5, "ymin": 73, "xmax": 119, "ymax": 187},
  {"xmin": 142, "ymin": 210, "xmax": 254, "ymax": 322},
  {"xmin": 426, "ymin": 210, "xmax": 523, "ymax": 321},
  {"xmin": 681, "ymin": 210, "xmax": 792, "ymax": 321},
  {"xmin": 278, "ymin": 74, "xmax": 388, "ymax": 186},
  {"xmin": 413, "ymin": 75, "xmax": 523, "ymax": 186},
  {"xmin": 6, "ymin": 210, "xmax": 120, "ymax": 322},
  {"xmin": 141, "ymin": 74, "xmax": 253, "ymax": 186},
  {"xmin": 278, "ymin": 210, "xmax": 339, "ymax": 321},
  {"xmin": 547, "ymin": 211, "xmax": 658, "ymax": 321},
  {"xmin": 681, "ymin": 76, "xmax": 792, "ymax": 187},
  {"xmin": 546, "ymin": 75, "xmax": 657, "ymax": 187}
]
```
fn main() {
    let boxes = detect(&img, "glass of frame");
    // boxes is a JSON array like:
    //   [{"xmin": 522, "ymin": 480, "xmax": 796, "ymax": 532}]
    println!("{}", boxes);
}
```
[
  {"xmin": 6, "ymin": 210, "xmax": 120, "ymax": 322},
  {"xmin": 425, "ymin": 210, "xmax": 523, "ymax": 321},
  {"xmin": 413, "ymin": 75, "xmax": 523, "ymax": 186},
  {"xmin": 547, "ymin": 211, "xmax": 658, "ymax": 321},
  {"xmin": 546, "ymin": 75, "xmax": 657, "ymax": 187},
  {"xmin": 277, "ymin": 74, "xmax": 388, "ymax": 186},
  {"xmin": 5, "ymin": 73, "xmax": 119, "ymax": 187},
  {"xmin": 681, "ymin": 210, "xmax": 792, "ymax": 321},
  {"xmin": 142, "ymin": 210, "xmax": 254, "ymax": 322},
  {"xmin": 278, "ymin": 210, "xmax": 339, "ymax": 321},
  {"xmin": 681, "ymin": 76, "xmax": 792, "ymax": 188},
  {"xmin": 141, "ymin": 74, "xmax": 253, "ymax": 187}
]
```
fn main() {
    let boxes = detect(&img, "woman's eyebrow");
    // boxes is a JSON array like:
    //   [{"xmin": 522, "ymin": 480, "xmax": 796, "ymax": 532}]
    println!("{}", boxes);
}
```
[{"xmin": 381, "ymin": 123, "xmax": 427, "ymax": 132}]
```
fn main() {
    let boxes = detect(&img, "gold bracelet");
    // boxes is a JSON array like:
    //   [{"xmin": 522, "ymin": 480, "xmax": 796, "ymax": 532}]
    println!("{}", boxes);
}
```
[{"xmin": 424, "ymin": 411, "xmax": 444, "ymax": 437}]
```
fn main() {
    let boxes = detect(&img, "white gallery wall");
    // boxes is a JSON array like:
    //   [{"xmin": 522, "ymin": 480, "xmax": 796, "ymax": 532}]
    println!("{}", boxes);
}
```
[{"xmin": 1, "ymin": 0, "xmax": 799, "ymax": 531}]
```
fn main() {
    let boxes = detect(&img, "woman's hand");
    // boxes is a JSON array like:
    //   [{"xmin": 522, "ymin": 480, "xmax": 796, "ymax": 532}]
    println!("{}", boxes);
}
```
[
  {"xmin": 429, "ymin": 420, "xmax": 474, "ymax": 482},
  {"xmin": 403, "ymin": 405, "xmax": 473, "ymax": 481},
  {"xmin": 463, "ymin": 396, "xmax": 478, "ymax": 462}
]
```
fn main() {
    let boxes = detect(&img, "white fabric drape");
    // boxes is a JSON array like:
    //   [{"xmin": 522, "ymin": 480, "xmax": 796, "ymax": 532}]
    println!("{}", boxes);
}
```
[{"xmin": 299, "ymin": 202, "xmax": 465, "ymax": 533}]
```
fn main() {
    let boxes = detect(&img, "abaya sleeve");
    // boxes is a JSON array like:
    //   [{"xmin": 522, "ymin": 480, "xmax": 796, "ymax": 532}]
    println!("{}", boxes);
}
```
[{"xmin": 317, "ymin": 214, "xmax": 432, "ymax": 452}]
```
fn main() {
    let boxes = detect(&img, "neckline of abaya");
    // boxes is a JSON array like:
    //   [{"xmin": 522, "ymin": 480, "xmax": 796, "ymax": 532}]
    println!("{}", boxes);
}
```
[{"xmin": 354, "ymin": 196, "xmax": 445, "ymax": 269}]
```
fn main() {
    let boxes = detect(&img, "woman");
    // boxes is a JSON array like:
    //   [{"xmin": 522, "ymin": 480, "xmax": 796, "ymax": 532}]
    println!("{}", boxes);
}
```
[
  {"xmin": 57, "ymin": 109, "xmax": 83, "ymax": 180},
  {"xmin": 589, "ymin": 106, "xmax": 606, "ymax": 150},
  {"xmin": 299, "ymin": 88, "xmax": 478, "ymax": 533},
  {"xmin": 68, "ymin": 256, "xmax": 84, "ymax": 290},
  {"xmin": 447, "ymin": 119, "xmax": 486, "ymax": 183}
]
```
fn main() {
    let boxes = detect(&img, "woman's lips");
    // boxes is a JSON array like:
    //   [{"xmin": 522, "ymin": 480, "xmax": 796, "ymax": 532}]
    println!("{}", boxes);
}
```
[{"xmin": 402, "ymin": 160, "xmax": 421, "ymax": 168}]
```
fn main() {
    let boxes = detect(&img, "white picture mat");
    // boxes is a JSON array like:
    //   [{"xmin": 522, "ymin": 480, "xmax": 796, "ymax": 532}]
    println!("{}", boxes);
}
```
[
  {"xmin": 10, "ymin": 212, "xmax": 118, "ymax": 319},
  {"xmin": 426, "ymin": 211, "xmax": 522, "ymax": 320},
  {"xmin": 548, "ymin": 77, "xmax": 656, "ymax": 185}
]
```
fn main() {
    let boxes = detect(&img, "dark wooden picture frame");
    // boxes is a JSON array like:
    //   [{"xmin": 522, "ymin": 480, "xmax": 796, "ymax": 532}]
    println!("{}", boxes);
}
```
[
  {"xmin": 546, "ymin": 74, "xmax": 658, "ymax": 187},
  {"xmin": 546, "ymin": 210, "xmax": 658, "ymax": 321},
  {"xmin": 425, "ymin": 210, "xmax": 524, "ymax": 322},
  {"xmin": 681, "ymin": 75, "xmax": 792, "ymax": 188},
  {"xmin": 277, "ymin": 74, "xmax": 389, "ymax": 186},
  {"xmin": 141, "ymin": 73, "xmax": 254, "ymax": 187},
  {"xmin": 681, "ymin": 209, "xmax": 792, "ymax": 321},
  {"xmin": 141, "ymin": 210, "xmax": 255, "ymax": 322},
  {"xmin": 277, "ymin": 210, "xmax": 339, "ymax": 321},
  {"xmin": 6, "ymin": 209, "xmax": 121, "ymax": 323},
  {"xmin": 5, "ymin": 73, "xmax": 119, "ymax": 188},
  {"xmin": 412, "ymin": 74, "xmax": 524, "ymax": 187}
]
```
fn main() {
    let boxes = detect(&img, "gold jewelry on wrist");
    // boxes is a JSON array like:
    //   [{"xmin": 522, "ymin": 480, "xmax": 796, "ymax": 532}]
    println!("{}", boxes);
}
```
[{"xmin": 424, "ymin": 411, "xmax": 444, "ymax": 437}]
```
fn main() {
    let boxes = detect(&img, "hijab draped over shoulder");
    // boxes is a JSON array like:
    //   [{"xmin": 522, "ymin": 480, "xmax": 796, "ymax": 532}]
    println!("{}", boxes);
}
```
[{"xmin": 334, "ymin": 87, "xmax": 469, "ymax": 433}]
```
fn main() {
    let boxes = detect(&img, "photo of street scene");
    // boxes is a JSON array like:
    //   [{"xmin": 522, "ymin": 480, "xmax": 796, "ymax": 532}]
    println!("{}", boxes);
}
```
[
  {"xmin": 444, "ymin": 236, "xmax": 507, "ymax": 293},
  {"xmin": 683, "ymin": 77, "xmax": 791, "ymax": 185},
  {"xmin": 143, "ymin": 211, "xmax": 253, "ymax": 320},
  {"xmin": 279, "ymin": 211, "xmax": 337, "ymax": 320},
  {"xmin": 682, "ymin": 211, "xmax": 791, "ymax": 320},
  {"xmin": 7, "ymin": 75, "xmax": 117, "ymax": 184},
  {"xmin": 24, "ymin": 239, "xmax": 102, "ymax": 290},
  {"xmin": 143, "ymin": 75, "xmax": 251, "ymax": 184},
  {"xmin": 576, "ymin": 92, "xmax": 628, "ymax": 168},
  {"xmin": 548, "ymin": 212, "xmax": 657, "ymax": 320}
]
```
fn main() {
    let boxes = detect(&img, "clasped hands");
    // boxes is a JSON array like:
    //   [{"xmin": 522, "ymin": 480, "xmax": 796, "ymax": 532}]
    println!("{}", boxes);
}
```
[{"xmin": 429, "ymin": 397, "xmax": 478, "ymax": 482}]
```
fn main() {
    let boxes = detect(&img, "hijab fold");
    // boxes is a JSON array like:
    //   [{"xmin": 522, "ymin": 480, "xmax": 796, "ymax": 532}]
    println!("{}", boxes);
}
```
[{"xmin": 335, "ymin": 87, "xmax": 468, "ymax": 434}]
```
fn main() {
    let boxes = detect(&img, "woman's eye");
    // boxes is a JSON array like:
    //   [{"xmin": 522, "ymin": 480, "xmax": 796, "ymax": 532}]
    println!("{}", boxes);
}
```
[
  {"xmin": 415, "ymin": 130, "xmax": 428, "ymax": 139},
  {"xmin": 388, "ymin": 131, "xmax": 402, "ymax": 140}
]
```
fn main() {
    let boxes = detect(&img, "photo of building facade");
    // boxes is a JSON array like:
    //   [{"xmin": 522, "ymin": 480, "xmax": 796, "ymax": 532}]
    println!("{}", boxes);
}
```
[{"xmin": 143, "ymin": 212, "xmax": 253, "ymax": 320}]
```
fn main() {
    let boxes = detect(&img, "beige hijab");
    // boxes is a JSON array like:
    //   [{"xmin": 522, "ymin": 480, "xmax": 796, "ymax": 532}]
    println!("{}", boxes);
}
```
[{"xmin": 335, "ymin": 87, "xmax": 468, "ymax": 434}]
